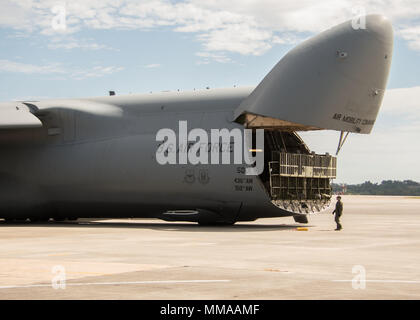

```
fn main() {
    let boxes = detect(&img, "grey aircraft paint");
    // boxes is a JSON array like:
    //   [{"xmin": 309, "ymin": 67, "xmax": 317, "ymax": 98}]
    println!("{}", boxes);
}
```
[{"xmin": 0, "ymin": 15, "xmax": 393, "ymax": 225}]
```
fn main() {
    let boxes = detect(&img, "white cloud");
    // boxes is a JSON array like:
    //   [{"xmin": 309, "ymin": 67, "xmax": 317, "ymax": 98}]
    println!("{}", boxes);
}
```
[
  {"xmin": 2, "ymin": 1, "xmax": 420, "ymax": 58},
  {"xmin": 70, "ymin": 65, "xmax": 124, "ymax": 80},
  {"xmin": 195, "ymin": 52, "xmax": 232, "ymax": 64},
  {"xmin": 398, "ymin": 25, "xmax": 420, "ymax": 51},
  {"xmin": 47, "ymin": 37, "xmax": 115, "ymax": 50},
  {"xmin": 0, "ymin": 0, "xmax": 34, "ymax": 31},
  {"xmin": 0, "ymin": 59, "xmax": 65, "ymax": 74},
  {"xmin": 382, "ymin": 86, "xmax": 420, "ymax": 117},
  {"xmin": 119, "ymin": 1, "xmax": 277, "ymax": 55},
  {"xmin": 0, "ymin": 59, "xmax": 124, "ymax": 80},
  {"xmin": 197, "ymin": 24, "xmax": 273, "ymax": 55}
]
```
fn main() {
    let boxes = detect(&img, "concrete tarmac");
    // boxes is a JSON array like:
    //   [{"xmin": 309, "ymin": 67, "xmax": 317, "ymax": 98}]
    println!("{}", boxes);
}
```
[{"xmin": 0, "ymin": 195, "xmax": 419, "ymax": 300}]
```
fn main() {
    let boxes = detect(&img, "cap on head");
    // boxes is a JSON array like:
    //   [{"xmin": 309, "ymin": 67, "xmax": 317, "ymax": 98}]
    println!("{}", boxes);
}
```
[{"xmin": 337, "ymin": 196, "xmax": 342, "ymax": 199}]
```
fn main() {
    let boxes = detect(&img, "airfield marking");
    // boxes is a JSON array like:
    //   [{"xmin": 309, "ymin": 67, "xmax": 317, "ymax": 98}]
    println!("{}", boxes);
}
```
[{"xmin": 0, "ymin": 279, "xmax": 231, "ymax": 290}]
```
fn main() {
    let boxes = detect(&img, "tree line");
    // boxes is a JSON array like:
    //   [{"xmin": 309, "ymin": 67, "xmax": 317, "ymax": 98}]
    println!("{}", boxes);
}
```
[{"xmin": 331, "ymin": 180, "xmax": 420, "ymax": 196}]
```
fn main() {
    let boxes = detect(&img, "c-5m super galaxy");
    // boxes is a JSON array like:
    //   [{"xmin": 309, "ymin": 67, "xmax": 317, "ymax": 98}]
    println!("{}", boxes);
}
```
[{"xmin": 0, "ymin": 15, "xmax": 393, "ymax": 225}]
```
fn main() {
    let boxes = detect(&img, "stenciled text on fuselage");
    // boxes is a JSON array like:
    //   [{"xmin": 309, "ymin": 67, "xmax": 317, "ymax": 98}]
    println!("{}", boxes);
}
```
[{"xmin": 155, "ymin": 121, "xmax": 264, "ymax": 175}]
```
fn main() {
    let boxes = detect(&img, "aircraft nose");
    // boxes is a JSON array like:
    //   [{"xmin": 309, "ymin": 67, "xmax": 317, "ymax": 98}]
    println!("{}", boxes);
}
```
[
  {"xmin": 234, "ymin": 14, "xmax": 394, "ymax": 134},
  {"xmin": 365, "ymin": 14, "xmax": 394, "ymax": 44}
]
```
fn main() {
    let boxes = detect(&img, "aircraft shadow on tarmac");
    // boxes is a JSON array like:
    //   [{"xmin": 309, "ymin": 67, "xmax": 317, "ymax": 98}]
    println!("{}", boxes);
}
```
[{"xmin": 0, "ymin": 219, "xmax": 309, "ymax": 232}]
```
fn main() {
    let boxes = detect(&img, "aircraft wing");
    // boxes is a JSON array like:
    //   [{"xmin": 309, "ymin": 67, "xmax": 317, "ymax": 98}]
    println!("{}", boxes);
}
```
[
  {"xmin": 0, "ymin": 109, "xmax": 43, "ymax": 129},
  {"xmin": 0, "ymin": 99, "xmax": 122, "ymax": 131},
  {"xmin": 0, "ymin": 103, "xmax": 43, "ymax": 129}
]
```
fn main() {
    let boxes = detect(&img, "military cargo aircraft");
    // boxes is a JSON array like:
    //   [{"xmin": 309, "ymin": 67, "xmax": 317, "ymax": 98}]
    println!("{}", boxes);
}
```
[{"xmin": 0, "ymin": 15, "xmax": 393, "ymax": 225}]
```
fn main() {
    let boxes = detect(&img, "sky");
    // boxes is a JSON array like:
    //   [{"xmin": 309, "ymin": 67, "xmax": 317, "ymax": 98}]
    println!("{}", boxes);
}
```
[{"xmin": 0, "ymin": 0, "xmax": 419, "ymax": 184}]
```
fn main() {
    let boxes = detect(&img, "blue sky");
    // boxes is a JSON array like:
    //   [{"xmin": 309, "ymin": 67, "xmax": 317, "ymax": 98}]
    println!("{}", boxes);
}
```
[{"xmin": 1, "ymin": 0, "xmax": 420, "ymax": 183}]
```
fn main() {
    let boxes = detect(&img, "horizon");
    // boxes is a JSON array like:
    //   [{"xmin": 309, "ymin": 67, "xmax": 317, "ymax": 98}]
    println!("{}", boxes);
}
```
[{"xmin": 333, "ymin": 179, "xmax": 420, "ymax": 185}]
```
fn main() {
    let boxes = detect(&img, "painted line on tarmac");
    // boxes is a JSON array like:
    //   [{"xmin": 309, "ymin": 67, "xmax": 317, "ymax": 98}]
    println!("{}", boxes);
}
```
[
  {"xmin": 332, "ymin": 280, "xmax": 420, "ymax": 284},
  {"xmin": 0, "ymin": 279, "xmax": 231, "ymax": 289}
]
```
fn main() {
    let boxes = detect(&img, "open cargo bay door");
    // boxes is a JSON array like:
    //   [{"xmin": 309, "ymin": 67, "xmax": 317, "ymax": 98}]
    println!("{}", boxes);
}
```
[{"xmin": 234, "ymin": 15, "xmax": 393, "ymax": 134}]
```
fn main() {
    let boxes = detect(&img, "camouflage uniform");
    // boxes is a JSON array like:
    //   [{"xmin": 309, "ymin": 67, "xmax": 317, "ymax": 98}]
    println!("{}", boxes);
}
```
[{"xmin": 332, "ymin": 200, "xmax": 343, "ymax": 230}]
